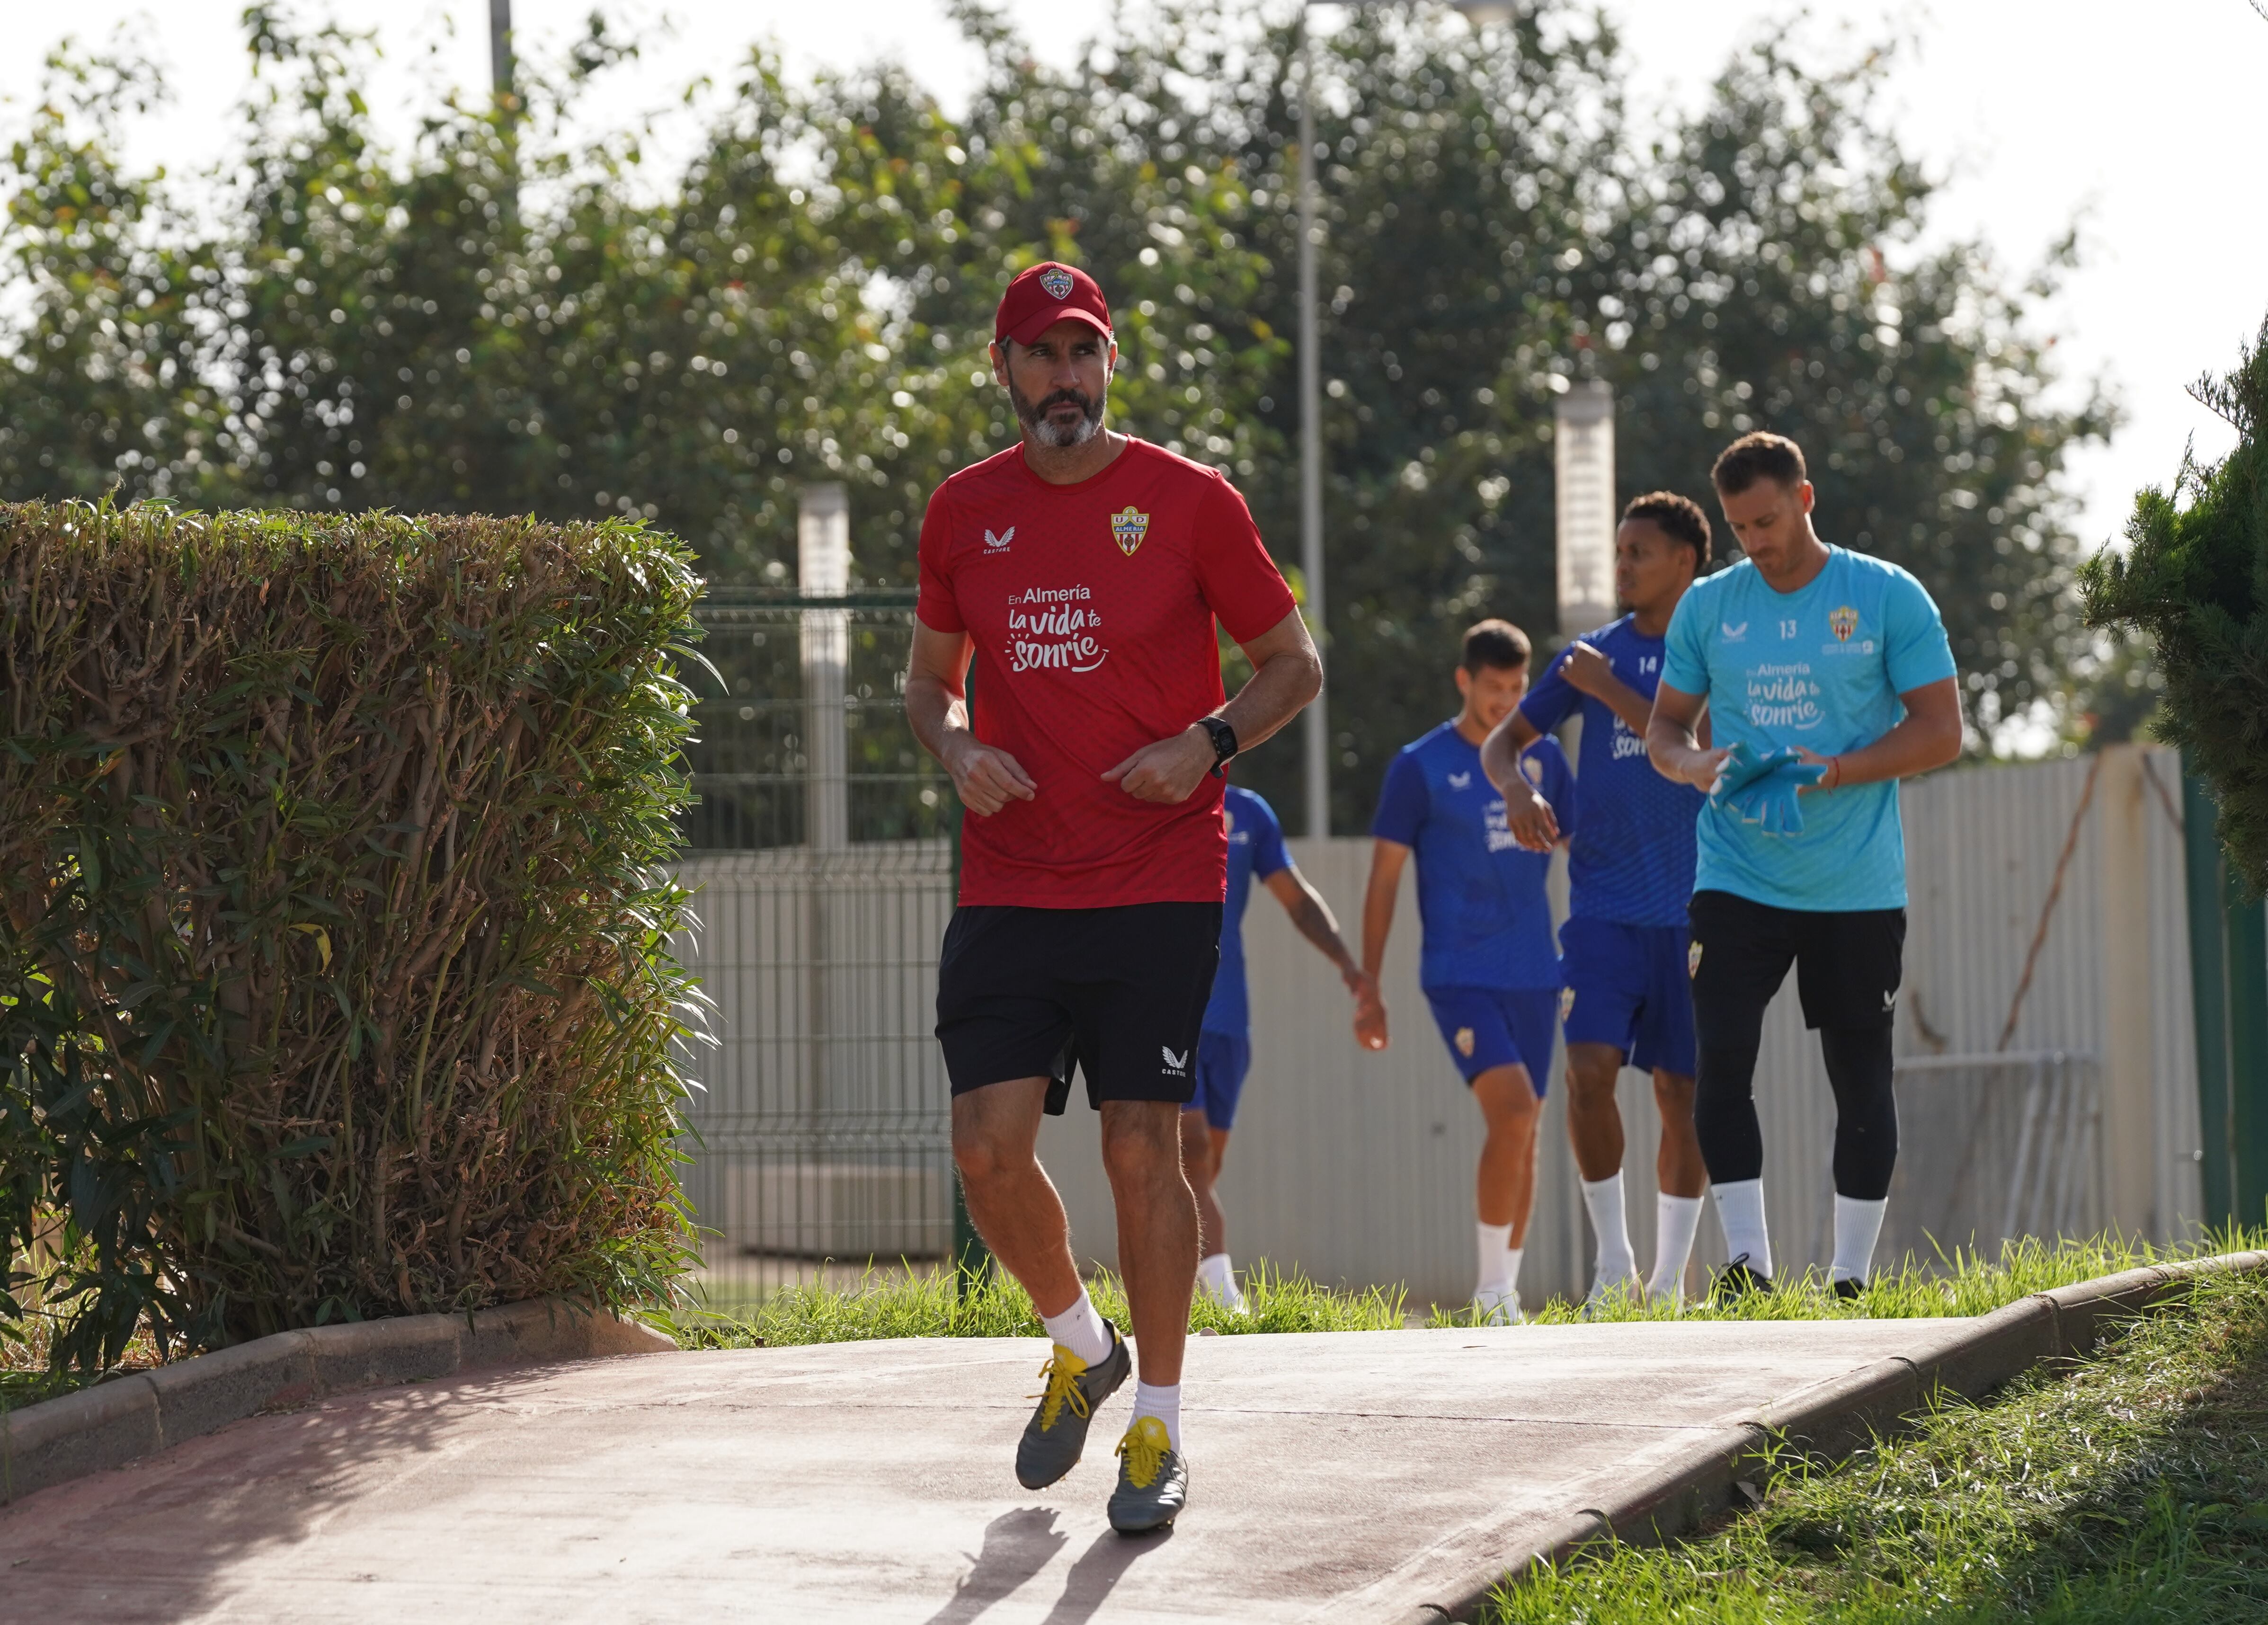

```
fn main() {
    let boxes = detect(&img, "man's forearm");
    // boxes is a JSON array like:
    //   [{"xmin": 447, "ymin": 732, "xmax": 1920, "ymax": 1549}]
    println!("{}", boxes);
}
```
[
  {"xmin": 1479, "ymin": 712, "xmax": 1538, "ymax": 794},
  {"xmin": 1288, "ymin": 890, "xmax": 1360, "ymax": 977},
  {"xmin": 1360, "ymin": 884, "xmax": 1395, "ymax": 979},
  {"xmin": 1827, "ymin": 714, "xmax": 1962, "ymax": 788},
  {"xmin": 1219, "ymin": 647, "xmax": 1322, "ymax": 753},
  {"xmin": 1592, "ymin": 675, "xmax": 1653, "ymax": 738},
  {"xmin": 905, "ymin": 676, "xmax": 969, "ymax": 766},
  {"xmin": 1646, "ymin": 716, "xmax": 1708, "ymax": 785}
]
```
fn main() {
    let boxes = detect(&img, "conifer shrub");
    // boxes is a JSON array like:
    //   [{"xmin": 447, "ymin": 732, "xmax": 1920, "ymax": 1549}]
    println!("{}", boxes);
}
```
[
  {"xmin": 0, "ymin": 502, "xmax": 705, "ymax": 1371},
  {"xmin": 2081, "ymin": 317, "xmax": 2268, "ymax": 889}
]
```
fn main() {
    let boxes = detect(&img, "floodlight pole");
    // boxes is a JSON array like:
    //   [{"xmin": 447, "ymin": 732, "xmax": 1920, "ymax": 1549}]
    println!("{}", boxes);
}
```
[
  {"xmin": 1298, "ymin": 16, "xmax": 1329, "ymax": 840},
  {"xmin": 489, "ymin": 0, "xmax": 514, "ymax": 99}
]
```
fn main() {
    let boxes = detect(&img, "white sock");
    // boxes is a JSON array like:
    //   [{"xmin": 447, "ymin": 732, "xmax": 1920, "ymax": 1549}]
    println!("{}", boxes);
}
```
[
  {"xmin": 1832, "ymin": 1194, "xmax": 1889, "ymax": 1284},
  {"xmin": 1714, "ymin": 1178, "xmax": 1773, "ymax": 1279},
  {"xmin": 1197, "ymin": 1252, "xmax": 1244, "ymax": 1308},
  {"xmin": 1475, "ymin": 1221, "xmax": 1515, "ymax": 1295},
  {"xmin": 1039, "ymin": 1287, "xmax": 1112, "ymax": 1365},
  {"xmin": 1130, "ymin": 1380, "xmax": 1182, "ymax": 1451},
  {"xmin": 1648, "ymin": 1193, "xmax": 1705, "ymax": 1298},
  {"xmin": 1581, "ymin": 1172, "xmax": 1637, "ymax": 1288}
]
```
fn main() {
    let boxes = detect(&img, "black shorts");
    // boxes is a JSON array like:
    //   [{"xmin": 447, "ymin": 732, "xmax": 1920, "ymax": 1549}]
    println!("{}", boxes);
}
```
[
  {"xmin": 1687, "ymin": 889, "xmax": 1906, "ymax": 1048},
  {"xmin": 935, "ymin": 902, "xmax": 1222, "ymax": 1114}
]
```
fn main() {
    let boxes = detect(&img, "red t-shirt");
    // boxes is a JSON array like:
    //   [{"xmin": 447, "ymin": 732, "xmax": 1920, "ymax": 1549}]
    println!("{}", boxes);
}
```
[{"xmin": 917, "ymin": 438, "xmax": 1298, "ymax": 908}]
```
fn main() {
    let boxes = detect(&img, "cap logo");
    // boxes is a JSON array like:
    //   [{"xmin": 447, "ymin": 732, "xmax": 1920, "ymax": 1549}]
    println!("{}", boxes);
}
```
[
  {"xmin": 1110, "ymin": 506, "xmax": 1150, "ymax": 556},
  {"xmin": 1039, "ymin": 266, "xmax": 1075, "ymax": 300}
]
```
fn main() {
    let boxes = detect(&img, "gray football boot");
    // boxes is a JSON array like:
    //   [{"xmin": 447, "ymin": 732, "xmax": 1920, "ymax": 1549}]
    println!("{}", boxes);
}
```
[
  {"xmin": 1014, "ymin": 1321, "xmax": 1131, "ymax": 1489},
  {"xmin": 1107, "ymin": 1415, "xmax": 1189, "ymax": 1534}
]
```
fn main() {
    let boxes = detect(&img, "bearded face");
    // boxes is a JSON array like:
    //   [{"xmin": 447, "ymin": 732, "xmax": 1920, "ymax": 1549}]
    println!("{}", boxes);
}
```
[{"xmin": 1008, "ymin": 372, "xmax": 1107, "ymax": 448}]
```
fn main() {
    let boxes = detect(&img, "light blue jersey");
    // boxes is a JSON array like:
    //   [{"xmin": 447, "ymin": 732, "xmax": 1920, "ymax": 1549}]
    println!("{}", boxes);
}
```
[{"xmin": 1662, "ymin": 547, "xmax": 1956, "ymax": 911}]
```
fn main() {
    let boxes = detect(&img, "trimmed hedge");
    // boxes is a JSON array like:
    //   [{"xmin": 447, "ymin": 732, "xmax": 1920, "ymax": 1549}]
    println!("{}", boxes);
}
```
[
  {"xmin": 2081, "ymin": 317, "xmax": 2268, "ymax": 889},
  {"xmin": 1, "ymin": 502, "xmax": 705, "ymax": 1370}
]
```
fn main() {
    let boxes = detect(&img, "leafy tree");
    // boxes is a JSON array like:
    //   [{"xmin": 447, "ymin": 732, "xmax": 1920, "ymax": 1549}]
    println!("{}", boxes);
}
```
[
  {"xmin": 0, "ymin": 1, "xmax": 2114, "ymax": 837},
  {"xmin": 2082, "ymin": 320, "xmax": 2268, "ymax": 887}
]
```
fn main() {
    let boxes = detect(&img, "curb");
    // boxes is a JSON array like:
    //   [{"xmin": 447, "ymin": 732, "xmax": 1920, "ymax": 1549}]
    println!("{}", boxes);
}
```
[
  {"xmin": 0, "ymin": 1297, "xmax": 675, "ymax": 1507},
  {"xmin": 1391, "ymin": 1249, "xmax": 2268, "ymax": 1624}
]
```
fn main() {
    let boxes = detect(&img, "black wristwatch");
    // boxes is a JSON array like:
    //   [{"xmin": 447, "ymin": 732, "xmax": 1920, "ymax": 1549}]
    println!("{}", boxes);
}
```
[{"xmin": 1197, "ymin": 715, "xmax": 1239, "ymax": 777}]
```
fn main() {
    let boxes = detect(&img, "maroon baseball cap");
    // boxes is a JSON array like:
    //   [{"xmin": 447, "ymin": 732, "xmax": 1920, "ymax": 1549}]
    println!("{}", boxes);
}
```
[{"xmin": 994, "ymin": 261, "xmax": 1114, "ymax": 347}]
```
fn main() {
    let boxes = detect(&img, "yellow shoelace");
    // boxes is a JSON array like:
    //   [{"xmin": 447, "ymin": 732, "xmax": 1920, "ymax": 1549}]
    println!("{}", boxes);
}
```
[
  {"xmin": 1033, "ymin": 1345, "xmax": 1092, "ymax": 1432},
  {"xmin": 1115, "ymin": 1415, "xmax": 1170, "ymax": 1490}
]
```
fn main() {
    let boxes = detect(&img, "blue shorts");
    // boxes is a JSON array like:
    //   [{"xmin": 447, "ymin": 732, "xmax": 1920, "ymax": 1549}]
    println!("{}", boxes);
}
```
[
  {"xmin": 1558, "ymin": 917, "xmax": 1698, "ymax": 1077},
  {"xmin": 1422, "ymin": 986, "xmax": 1557, "ymax": 1095},
  {"xmin": 1184, "ymin": 1030, "xmax": 1253, "ymax": 1129}
]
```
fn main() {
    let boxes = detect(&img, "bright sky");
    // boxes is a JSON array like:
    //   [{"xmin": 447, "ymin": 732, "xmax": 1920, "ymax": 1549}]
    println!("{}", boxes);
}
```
[{"xmin": 2, "ymin": 0, "xmax": 2263, "ymax": 555}]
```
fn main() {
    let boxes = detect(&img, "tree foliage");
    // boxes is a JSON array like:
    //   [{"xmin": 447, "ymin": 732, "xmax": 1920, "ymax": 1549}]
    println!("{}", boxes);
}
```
[
  {"xmin": 2082, "ymin": 319, "xmax": 2268, "ymax": 888},
  {"xmin": 0, "ymin": 2, "xmax": 2108, "ymax": 831}
]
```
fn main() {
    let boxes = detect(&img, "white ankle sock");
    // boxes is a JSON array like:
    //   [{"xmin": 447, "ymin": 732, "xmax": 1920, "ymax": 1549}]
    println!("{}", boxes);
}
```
[
  {"xmin": 1475, "ymin": 1221, "xmax": 1515, "ymax": 1295},
  {"xmin": 1040, "ymin": 1287, "xmax": 1112, "ymax": 1365},
  {"xmin": 1131, "ymin": 1380, "xmax": 1182, "ymax": 1451},
  {"xmin": 1581, "ymin": 1172, "xmax": 1637, "ymax": 1288},
  {"xmin": 1648, "ymin": 1193, "xmax": 1705, "ymax": 1298},
  {"xmin": 1197, "ymin": 1252, "xmax": 1244, "ymax": 1308},
  {"xmin": 1714, "ymin": 1179, "xmax": 1773, "ymax": 1279},
  {"xmin": 1832, "ymin": 1194, "xmax": 1888, "ymax": 1284}
]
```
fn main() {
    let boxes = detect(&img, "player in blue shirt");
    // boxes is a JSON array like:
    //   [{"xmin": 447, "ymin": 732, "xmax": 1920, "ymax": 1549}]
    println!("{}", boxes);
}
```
[
  {"xmin": 1359, "ymin": 620, "xmax": 1576, "ymax": 1323},
  {"xmin": 1480, "ymin": 492, "xmax": 1713, "ymax": 1310},
  {"xmin": 1647, "ymin": 433, "xmax": 1962, "ymax": 1302},
  {"xmin": 1185, "ymin": 784, "xmax": 1370, "ymax": 1314}
]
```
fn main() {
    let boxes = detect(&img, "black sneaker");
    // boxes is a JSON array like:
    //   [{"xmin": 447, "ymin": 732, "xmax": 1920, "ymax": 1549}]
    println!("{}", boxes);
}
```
[
  {"xmin": 1833, "ymin": 1276, "xmax": 1866, "ymax": 1303},
  {"xmin": 1014, "ymin": 1322, "xmax": 1131, "ymax": 1490},
  {"xmin": 1711, "ymin": 1254, "xmax": 1774, "ymax": 1304}
]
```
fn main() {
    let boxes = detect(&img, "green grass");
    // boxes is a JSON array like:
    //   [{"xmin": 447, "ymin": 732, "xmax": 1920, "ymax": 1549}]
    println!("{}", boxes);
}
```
[
  {"xmin": 658, "ymin": 1261, "xmax": 1410, "ymax": 1349},
  {"xmin": 1487, "ymin": 1262, "xmax": 2268, "ymax": 1624},
  {"xmin": 658, "ymin": 1230, "xmax": 2266, "ymax": 1349},
  {"xmin": 1430, "ymin": 1228, "xmax": 2268, "ymax": 1328}
]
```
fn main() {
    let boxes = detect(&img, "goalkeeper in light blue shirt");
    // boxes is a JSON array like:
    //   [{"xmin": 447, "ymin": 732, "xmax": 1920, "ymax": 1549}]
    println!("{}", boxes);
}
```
[{"xmin": 1646, "ymin": 432, "xmax": 1962, "ymax": 1304}]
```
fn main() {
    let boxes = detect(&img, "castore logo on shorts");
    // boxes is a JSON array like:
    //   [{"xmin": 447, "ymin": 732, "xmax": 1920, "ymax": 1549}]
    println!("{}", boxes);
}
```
[
  {"xmin": 1111, "ymin": 506, "xmax": 1150, "ymax": 556},
  {"xmin": 1161, "ymin": 1045, "xmax": 1189, "ymax": 1076}
]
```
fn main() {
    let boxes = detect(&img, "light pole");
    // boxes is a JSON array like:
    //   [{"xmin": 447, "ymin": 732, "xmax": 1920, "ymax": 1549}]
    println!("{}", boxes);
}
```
[
  {"xmin": 1295, "ymin": 0, "xmax": 1512, "ymax": 841},
  {"xmin": 1297, "ymin": 18, "xmax": 1327, "ymax": 840}
]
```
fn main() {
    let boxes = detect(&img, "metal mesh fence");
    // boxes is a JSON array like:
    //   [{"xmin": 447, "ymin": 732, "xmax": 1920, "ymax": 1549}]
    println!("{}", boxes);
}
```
[
  {"xmin": 1882, "ymin": 1051, "xmax": 2104, "ymax": 1263},
  {"xmin": 674, "ymin": 595, "xmax": 960, "ymax": 1305}
]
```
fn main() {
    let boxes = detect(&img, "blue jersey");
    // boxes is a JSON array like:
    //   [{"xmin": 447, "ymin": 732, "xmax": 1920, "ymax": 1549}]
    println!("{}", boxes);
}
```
[
  {"xmin": 1201, "ymin": 785, "xmax": 1290, "ymax": 1036},
  {"xmin": 1371, "ymin": 723, "xmax": 1575, "ymax": 992},
  {"xmin": 1521, "ymin": 614, "xmax": 1705, "ymax": 928},
  {"xmin": 1662, "ymin": 546, "xmax": 1957, "ymax": 911}
]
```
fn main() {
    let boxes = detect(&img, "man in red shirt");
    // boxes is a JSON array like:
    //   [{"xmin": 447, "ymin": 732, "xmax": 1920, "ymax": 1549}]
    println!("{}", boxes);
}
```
[{"xmin": 906, "ymin": 261, "xmax": 1320, "ymax": 1534}]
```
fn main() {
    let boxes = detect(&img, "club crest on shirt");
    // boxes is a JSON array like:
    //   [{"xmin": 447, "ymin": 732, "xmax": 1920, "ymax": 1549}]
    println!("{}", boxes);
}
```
[
  {"xmin": 1455, "ymin": 1027, "xmax": 1476, "ymax": 1058},
  {"xmin": 1040, "ymin": 266, "xmax": 1076, "ymax": 300},
  {"xmin": 1830, "ymin": 605, "xmax": 1859, "ymax": 642},
  {"xmin": 1689, "ymin": 940, "xmax": 1704, "ymax": 978},
  {"xmin": 1110, "ymin": 506, "xmax": 1150, "ymax": 556}
]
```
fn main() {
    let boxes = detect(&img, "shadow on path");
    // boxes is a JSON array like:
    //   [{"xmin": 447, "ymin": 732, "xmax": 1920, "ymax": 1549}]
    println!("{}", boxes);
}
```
[
  {"xmin": 1039, "ymin": 1525, "xmax": 1176, "ymax": 1625},
  {"xmin": 922, "ymin": 1506, "xmax": 1073, "ymax": 1625}
]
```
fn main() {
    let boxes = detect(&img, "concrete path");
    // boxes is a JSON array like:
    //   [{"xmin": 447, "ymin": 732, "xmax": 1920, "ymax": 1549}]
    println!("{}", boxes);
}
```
[{"xmin": 2, "ymin": 1321, "xmax": 1952, "ymax": 1622}]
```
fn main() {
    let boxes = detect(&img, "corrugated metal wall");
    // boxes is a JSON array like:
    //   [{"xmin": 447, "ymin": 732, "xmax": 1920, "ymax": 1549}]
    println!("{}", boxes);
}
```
[{"xmin": 1037, "ymin": 744, "xmax": 2203, "ymax": 1308}]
